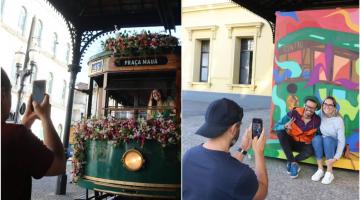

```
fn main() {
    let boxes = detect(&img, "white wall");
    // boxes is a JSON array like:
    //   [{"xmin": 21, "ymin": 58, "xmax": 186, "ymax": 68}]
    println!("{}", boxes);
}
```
[{"xmin": 0, "ymin": 0, "xmax": 85, "ymax": 139}]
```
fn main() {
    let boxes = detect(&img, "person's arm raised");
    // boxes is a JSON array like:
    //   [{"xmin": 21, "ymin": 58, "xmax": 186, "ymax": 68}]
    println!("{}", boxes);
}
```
[
  {"xmin": 232, "ymin": 126, "xmax": 252, "ymax": 162},
  {"xmin": 21, "ymin": 95, "xmax": 38, "ymax": 129},
  {"xmin": 32, "ymin": 94, "xmax": 66, "ymax": 176},
  {"xmin": 252, "ymin": 129, "xmax": 268, "ymax": 200}
]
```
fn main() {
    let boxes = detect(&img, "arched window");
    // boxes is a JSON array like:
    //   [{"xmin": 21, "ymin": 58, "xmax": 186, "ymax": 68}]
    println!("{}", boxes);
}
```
[
  {"xmin": 47, "ymin": 72, "xmax": 53, "ymax": 94},
  {"xmin": 62, "ymin": 80, "xmax": 67, "ymax": 101},
  {"xmin": 65, "ymin": 43, "xmax": 71, "ymax": 64},
  {"xmin": 18, "ymin": 6, "xmax": 27, "ymax": 36},
  {"xmin": 34, "ymin": 19, "xmax": 43, "ymax": 47},
  {"xmin": 0, "ymin": 0, "xmax": 5, "ymax": 20},
  {"xmin": 52, "ymin": 32, "xmax": 58, "ymax": 57}
]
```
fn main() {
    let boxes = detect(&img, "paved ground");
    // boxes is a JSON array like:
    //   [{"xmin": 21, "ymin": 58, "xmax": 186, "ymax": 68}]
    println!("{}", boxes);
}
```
[
  {"xmin": 31, "ymin": 161, "xmax": 92, "ymax": 200},
  {"xmin": 182, "ymin": 100, "xmax": 359, "ymax": 200},
  {"xmin": 31, "ymin": 162, "xmax": 150, "ymax": 200},
  {"xmin": 30, "ymin": 99, "xmax": 359, "ymax": 200}
]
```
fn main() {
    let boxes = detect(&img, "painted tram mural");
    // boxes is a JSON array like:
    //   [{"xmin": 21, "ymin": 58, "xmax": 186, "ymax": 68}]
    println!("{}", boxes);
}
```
[
  {"xmin": 267, "ymin": 8, "xmax": 359, "ymax": 170},
  {"xmin": 71, "ymin": 31, "xmax": 181, "ymax": 199}
]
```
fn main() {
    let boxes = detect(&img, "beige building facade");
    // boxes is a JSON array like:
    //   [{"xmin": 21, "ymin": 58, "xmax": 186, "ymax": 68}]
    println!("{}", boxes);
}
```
[{"xmin": 182, "ymin": 1, "xmax": 274, "ymax": 107}]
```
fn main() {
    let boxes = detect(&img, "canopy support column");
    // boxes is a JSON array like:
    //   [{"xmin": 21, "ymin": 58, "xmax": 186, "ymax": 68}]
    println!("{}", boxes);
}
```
[{"xmin": 55, "ymin": 27, "xmax": 83, "ymax": 195}]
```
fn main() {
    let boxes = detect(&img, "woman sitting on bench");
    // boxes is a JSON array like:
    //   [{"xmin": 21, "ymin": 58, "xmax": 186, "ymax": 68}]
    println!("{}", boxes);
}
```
[{"xmin": 311, "ymin": 96, "xmax": 345, "ymax": 184}]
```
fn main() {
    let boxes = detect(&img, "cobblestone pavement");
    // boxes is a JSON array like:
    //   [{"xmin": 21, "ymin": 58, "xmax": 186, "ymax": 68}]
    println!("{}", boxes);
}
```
[
  {"xmin": 31, "ymin": 161, "xmax": 92, "ymax": 200},
  {"xmin": 182, "ymin": 100, "xmax": 359, "ymax": 200}
]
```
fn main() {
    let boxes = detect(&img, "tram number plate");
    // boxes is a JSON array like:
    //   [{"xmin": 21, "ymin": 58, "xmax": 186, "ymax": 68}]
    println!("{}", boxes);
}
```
[{"xmin": 115, "ymin": 56, "xmax": 168, "ymax": 67}]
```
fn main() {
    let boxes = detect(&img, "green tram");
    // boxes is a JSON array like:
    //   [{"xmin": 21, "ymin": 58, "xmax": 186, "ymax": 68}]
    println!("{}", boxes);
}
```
[{"xmin": 72, "ymin": 48, "xmax": 181, "ymax": 199}]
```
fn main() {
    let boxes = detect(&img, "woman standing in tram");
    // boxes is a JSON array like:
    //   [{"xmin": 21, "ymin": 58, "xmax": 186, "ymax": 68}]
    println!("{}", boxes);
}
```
[{"xmin": 147, "ymin": 89, "xmax": 175, "ymax": 119}]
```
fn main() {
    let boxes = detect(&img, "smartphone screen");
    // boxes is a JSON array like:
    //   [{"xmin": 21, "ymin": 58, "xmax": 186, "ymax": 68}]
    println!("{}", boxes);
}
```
[
  {"xmin": 32, "ymin": 80, "xmax": 46, "ymax": 103},
  {"xmin": 252, "ymin": 118, "xmax": 263, "ymax": 138}
]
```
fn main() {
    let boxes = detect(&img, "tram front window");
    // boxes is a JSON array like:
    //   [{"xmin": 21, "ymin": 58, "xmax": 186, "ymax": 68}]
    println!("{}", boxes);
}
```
[{"xmin": 105, "ymin": 80, "xmax": 176, "ymax": 120}]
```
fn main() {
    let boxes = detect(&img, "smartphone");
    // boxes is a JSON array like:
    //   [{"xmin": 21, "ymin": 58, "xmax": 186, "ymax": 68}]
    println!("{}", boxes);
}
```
[
  {"xmin": 32, "ymin": 80, "xmax": 46, "ymax": 103},
  {"xmin": 252, "ymin": 118, "xmax": 263, "ymax": 138}
]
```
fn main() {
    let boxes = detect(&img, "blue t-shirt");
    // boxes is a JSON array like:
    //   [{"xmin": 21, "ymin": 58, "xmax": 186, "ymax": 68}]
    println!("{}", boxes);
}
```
[{"xmin": 183, "ymin": 144, "xmax": 258, "ymax": 200}]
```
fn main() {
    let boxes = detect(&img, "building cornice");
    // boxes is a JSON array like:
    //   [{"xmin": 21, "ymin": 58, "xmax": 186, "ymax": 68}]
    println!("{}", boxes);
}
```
[
  {"xmin": 225, "ymin": 22, "xmax": 263, "ymax": 38},
  {"xmin": 185, "ymin": 25, "xmax": 219, "ymax": 40},
  {"xmin": 1, "ymin": 21, "xmax": 69, "ymax": 69},
  {"xmin": 182, "ymin": 2, "xmax": 239, "ymax": 13},
  {"xmin": 0, "ymin": 22, "xmax": 27, "ymax": 43}
]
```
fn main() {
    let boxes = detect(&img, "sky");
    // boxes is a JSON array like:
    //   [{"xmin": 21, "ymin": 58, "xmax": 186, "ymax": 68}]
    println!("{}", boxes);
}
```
[{"xmin": 76, "ymin": 26, "xmax": 182, "ymax": 84}]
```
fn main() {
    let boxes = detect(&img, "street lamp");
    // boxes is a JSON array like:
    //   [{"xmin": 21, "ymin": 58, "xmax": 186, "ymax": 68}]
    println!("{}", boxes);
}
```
[
  {"xmin": 14, "ymin": 49, "xmax": 38, "ymax": 83},
  {"xmin": 13, "ymin": 48, "xmax": 38, "ymax": 122},
  {"xmin": 12, "ymin": 15, "xmax": 38, "ymax": 123}
]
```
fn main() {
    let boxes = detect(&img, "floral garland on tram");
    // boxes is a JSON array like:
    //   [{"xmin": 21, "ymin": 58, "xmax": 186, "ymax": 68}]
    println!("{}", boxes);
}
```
[
  {"xmin": 102, "ymin": 30, "xmax": 179, "ymax": 56},
  {"xmin": 71, "ymin": 116, "xmax": 180, "ymax": 182}
]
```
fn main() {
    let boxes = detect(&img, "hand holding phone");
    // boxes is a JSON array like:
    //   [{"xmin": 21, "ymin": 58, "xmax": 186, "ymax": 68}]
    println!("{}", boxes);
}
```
[
  {"xmin": 32, "ymin": 80, "xmax": 46, "ymax": 104},
  {"xmin": 252, "ymin": 118, "xmax": 263, "ymax": 139}
]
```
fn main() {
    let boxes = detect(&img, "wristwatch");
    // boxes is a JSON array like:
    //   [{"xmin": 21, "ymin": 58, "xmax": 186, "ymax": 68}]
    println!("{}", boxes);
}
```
[{"xmin": 237, "ymin": 148, "xmax": 247, "ymax": 155}]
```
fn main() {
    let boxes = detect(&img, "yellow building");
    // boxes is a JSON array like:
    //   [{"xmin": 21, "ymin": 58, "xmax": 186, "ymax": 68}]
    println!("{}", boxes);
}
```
[{"xmin": 182, "ymin": 1, "xmax": 274, "ymax": 108}]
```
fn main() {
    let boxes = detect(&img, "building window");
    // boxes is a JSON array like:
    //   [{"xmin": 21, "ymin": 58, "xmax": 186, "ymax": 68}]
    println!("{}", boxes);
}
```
[
  {"xmin": 18, "ymin": 6, "xmax": 27, "ymax": 36},
  {"xmin": 65, "ymin": 43, "xmax": 71, "ymax": 64},
  {"xmin": 34, "ymin": 20, "xmax": 43, "ymax": 47},
  {"xmin": 200, "ymin": 40, "xmax": 209, "ymax": 82},
  {"xmin": 62, "ymin": 80, "xmax": 67, "ymax": 101},
  {"xmin": 47, "ymin": 72, "xmax": 53, "ymax": 94},
  {"xmin": 52, "ymin": 33, "xmax": 58, "ymax": 58},
  {"xmin": 0, "ymin": 0, "xmax": 5, "ymax": 20},
  {"xmin": 239, "ymin": 38, "xmax": 254, "ymax": 84}
]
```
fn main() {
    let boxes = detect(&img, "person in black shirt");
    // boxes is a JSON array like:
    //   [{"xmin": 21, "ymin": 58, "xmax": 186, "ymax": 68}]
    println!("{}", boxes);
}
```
[
  {"xmin": 1, "ymin": 68, "xmax": 66, "ymax": 200},
  {"xmin": 183, "ymin": 98, "xmax": 268, "ymax": 200}
]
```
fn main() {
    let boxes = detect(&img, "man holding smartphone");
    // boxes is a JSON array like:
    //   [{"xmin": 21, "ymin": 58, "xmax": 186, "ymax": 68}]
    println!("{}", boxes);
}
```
[
  {"xmin": 274, "ymin": 96, "xmax": 321, "ymax": 179},
  {"xmin": 183, "ymin": 98, "xmax": 268, "ymax": 200},
  {"xmin": 1, "ymin": 68, "xmax": 66, "ymax": 200}
]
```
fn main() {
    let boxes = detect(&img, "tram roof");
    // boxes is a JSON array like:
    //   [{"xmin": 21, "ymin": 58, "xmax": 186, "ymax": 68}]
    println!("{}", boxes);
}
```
[
  {"xmin": 277, "ymin": 28, "xmax": 359, "ymax": 52},
  {"xmin": 46, "ymin": 0, "xmax": 181, "ymax": 31},
  {"xmin": 231, "ymin": 0, "xmax": 359, "ymax": 24}
]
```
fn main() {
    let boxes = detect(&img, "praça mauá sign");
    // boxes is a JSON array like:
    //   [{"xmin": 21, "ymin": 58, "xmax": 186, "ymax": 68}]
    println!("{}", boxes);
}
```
[{"xmin": 115, "ymin": 56, "xmax": 168, "ymax": 67}]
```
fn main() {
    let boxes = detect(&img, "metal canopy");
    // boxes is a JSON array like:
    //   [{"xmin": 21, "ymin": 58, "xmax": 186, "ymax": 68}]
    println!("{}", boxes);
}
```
[
  {"xmin": 46, "ymin": 0, "xmax": 181, "ymax": 31},
  {"xmin": 231, "ymin": 0, "xmax": 359, "ymax": 24}
]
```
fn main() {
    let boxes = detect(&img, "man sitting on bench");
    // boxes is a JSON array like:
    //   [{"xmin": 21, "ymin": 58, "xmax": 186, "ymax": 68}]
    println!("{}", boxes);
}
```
[{"xmin": 274, "ymin": 96, "xmax": 321, "ymax": 179}]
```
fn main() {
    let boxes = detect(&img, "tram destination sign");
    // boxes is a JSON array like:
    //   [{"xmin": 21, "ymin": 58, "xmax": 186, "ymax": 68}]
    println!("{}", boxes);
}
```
[
  {"xmin": 115, "ymin": 56, "xmax": 168, "ymax": 67},
  {"xmin": 91, "ymin": 59, "xmax": 103, "ymax": 73}
]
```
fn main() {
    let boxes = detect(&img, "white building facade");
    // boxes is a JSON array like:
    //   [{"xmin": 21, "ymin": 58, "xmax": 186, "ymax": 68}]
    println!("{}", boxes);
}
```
[{"xmin": 0, "ymin": 0, "xmax": 87, "ymax": 140}]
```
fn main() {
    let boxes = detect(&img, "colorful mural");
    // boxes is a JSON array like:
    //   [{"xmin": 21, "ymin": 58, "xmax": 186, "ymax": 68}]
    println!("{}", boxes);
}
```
[{"xmin": 267, "ymin": 8, "xmax": 359, "ymax": 170}]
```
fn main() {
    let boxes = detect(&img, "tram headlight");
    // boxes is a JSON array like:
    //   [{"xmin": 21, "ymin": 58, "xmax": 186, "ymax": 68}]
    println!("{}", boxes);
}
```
[{"xmin": 122, "ymin": 149, "xmax": 144, "ymax": 171}]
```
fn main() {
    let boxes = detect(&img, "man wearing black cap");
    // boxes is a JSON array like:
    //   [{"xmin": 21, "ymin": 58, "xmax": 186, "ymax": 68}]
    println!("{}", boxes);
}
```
[
  {"xmin": 183, "ymin": 98, "xmax": 268, "ymax": 200},
  {"xmin": 274, "ymin": 96, "xmax": 321, "ymax": 179}
]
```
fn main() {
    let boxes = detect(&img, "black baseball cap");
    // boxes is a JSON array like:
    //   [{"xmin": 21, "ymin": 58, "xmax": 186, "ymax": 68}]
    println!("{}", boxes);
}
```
[{"xmin": 195, "ymin": 98, "xmax": 243, "ymax": 138}]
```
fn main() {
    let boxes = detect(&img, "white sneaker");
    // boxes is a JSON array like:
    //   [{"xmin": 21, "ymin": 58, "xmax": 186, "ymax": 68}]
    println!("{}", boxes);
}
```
[
  {"xmin": 311, "ymin": 169, "xmax": 324, "ymax": 181},
  {"xmin": 321, "ymin": 172, "xmax": 334, "ymax": 184}
]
